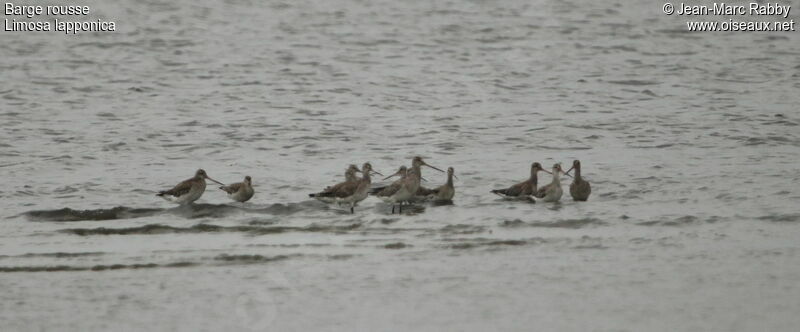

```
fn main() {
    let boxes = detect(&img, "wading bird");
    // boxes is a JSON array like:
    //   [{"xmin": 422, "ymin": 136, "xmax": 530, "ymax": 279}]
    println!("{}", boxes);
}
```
[
  {"xmin": 565, "ymin": 160, "xmax": 591, "ymax": 201},
  {"xmin": 540, "ymin": 163, "xmax": 566, "ymax": 203},
  {"xmin": 420, "ymin": 167, "xmax": 457, "ymax": 202},
  {"xmin": 219, "ymin": 176, "xmax": 255, "ymax": 203},
  {"xmin": 315, "ymin": 165, "xmax": 362, "ymax": 204},
  {"xmin": 156, "ymin": 169, "xmax": 224, "ymax": 204},
  {"xmin": 491, "ymin": 162, "xmax": 550, "ymax": 200},
  {"xmin": 310, "ymin": 163, "xmax": 380, "ymax": 213},
  {"xmin": 373, "ymin": 157, "xmax": 443, "ymax": 213}
]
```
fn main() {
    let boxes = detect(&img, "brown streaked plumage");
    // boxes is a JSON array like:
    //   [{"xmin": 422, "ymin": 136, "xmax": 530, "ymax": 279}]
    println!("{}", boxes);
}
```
[
  {"xmin": 415, "ymin": 186, "xmax": 435, "ymax": 197},
  {"xmin": 423, "ymin": 167, "xmax": 457, "ymax": 202},
  {"xmin": 565, "ymin": 160, "xmax": 591, "ymax": 201},
  {"xmin": 219, "ymin": 176, "xmax": 254, "ymax": 203},
  {"xmin": 373, "ymin": 166, "xmax": 430, "ymax": 199},
  {"xmin": 380, "ymin": 156, "xmax": 443, "ymax": 213},
  {"xmin": 317, "ymin": 165, "xmax": 362, "ymax": 203},
  {"xmin": 310, "ymin": 163, "xmax": 381, "ymax": 213},
  {"xmin": 156, "ymin": 169, "xmax": 224, "ymax": 205},
  {"xmin": 371, "ymin": 166, "xmax": 408, "ymax": 197},
  {"xmin": 491, "ymin": 162, "xmax": 550, "ymax": 199},
  {"xmin": 312, "ymin": 169, "xmax": 360, "ymax": 200}
]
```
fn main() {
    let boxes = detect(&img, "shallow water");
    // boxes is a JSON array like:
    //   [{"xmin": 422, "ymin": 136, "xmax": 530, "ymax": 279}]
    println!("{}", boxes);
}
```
[{"xmin": 2, "ymin": 0, "xmax": 800, "ymax": 331}]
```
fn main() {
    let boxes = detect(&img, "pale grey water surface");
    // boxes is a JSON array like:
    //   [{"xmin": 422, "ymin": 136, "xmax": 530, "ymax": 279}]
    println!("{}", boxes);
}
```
[{"xmin": 2, "ymin": 0, "xmax": 800, "ymax": 331}]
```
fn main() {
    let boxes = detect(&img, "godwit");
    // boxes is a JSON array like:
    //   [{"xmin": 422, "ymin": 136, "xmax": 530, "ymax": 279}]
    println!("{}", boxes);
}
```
[
  {"xmin": 219, "ymin": 176, "xmax": 255, "ymax": 203},
  {"xmin": 375, "ymin": 156, "xmax": 443, "ymax": 213},
  {"xmin": 421, "ymin": 167, "xmax": 457, "ymax": 202},
  {"xmin": 374, "ymin": 166, "xmax": 428, "ymax": 198},
  {"xmin": 309, "ymin": 162, "xmax": 380, "ymax": 213},
  {"xmin": 156, "ymin": 169, "xmax": 224, "ymax": 204},
  {"xmin": 371, "ymin": 166, "xmax": 407, "ymax": 202},
  {"xmin": 314, "ymin": 164, "xmax": 362, "ymax": 204},
  {"xmin": 565, "ymin": 160, "xmax": 591, "ymax": 201},
  {"xmin": 373, "ymin": 165, "xmax": 425, "ymax": 203},
  {"xmin": 491, "ymin": 162, "xmax": 550, "ymax": 199},
  {"xmin": 535, "ymin": 164, "xmax": 572, "ymax": 198},
  {"xmin": 372, "ymin": 164, "xmax": 431, "ymax": 198},
  {"xmin": 540, "ymin": 163, "xmax": 566, "ymax": 203}
]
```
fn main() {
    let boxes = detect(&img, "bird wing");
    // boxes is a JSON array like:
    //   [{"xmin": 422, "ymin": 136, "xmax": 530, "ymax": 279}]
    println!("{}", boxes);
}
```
[
  {"xmin": 429, "ymin": 184, "xmax": 448, "ymax": 196},
  {"xmin": 331, "ymin": 181, "xmax": 359, "ymax": 198},
  {"xmin": 416, "ymin": 186, "xmax": 435, "ymax": 196},
  {"xmin": 313, "ymin": 179, "xmax": 358, "ymax": 198},
  {"xmin": 534, "ymin": 183, "xmax": 550, "ymax": 198},
  {"xmin": 220, "ymin": 182, "xmax": 243, "ymax": 194},
  {"xmin": 377, "ymin": 180, "xmax": 403, "ymax": 197},
  {"xmin": 493, "ymin": 180, "xmax": 530, "ymax": 197},
  {"xmin": 434, "ymin": 185, "xmax": 454, "ymax": 200},
  {"xmin": 160, "ymin": 178, "xmax": 194, "ymax": 197}
]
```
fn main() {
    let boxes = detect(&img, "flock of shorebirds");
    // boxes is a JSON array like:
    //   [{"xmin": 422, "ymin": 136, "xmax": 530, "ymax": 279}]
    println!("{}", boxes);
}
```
[{"xmin": 155, "ymin": 157, "xmax": 591, "ymax": 214}]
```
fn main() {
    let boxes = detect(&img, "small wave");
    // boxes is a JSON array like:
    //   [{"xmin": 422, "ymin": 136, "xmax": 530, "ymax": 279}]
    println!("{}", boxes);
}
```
[
  {"xmin": 23, "ymin": 202, "xmax": 313, "ymax": 222},
  {"xmin": 167, "ymin": 204, "xmax": 244, "ymax": 219},
  {"xmin": 437, "ymin": 224, "xmax": 488, "ymax": 235},
  {"xmin": 630, "ymin": 143, "xmax": 676, "ymax": 149},
  {"xmin": 327, "ymin": 254, "xmax": 357, "ymax": 260},
  {"xmin": 757, "ymin": 214, "xmax": 800, "ymax": 223},
  {"xmin": 443, "ymin": 238, "xmax": 542, "ymax": 250},
  {"xmin": 249, "ymin": 202, "xmax": 314, "ymax": 215},
  {"xmin": 62, "ymin": 223, "xmax": 362, "ymax": 236},
  {"xmin": 70, "ymin": 41, "xmax": 137, "ymax": 49},
  {"xmin": 501, "ymin": 219, "xmax": 525, "ymax": 227},
  {"xmin": 383, "ymin": 242, "xmax": 410, "ymax": 249},
  {"xmin": 637, "ymin": 215, "xmax": 700, "ymax": 226},
  {"xmin": 573, "ymin": 244, "xmax": 608, "ymax": 250},
  {"xmin": 0, "ymin": 254, "xmax": 302, "ymax": 273},
  {"xmin": 0, "ymin": 262, "xmax": 197, "ymax": 273},
  {"xmin": 606, "ymin": 80, "xmax": 661, "ymax": 86},
  {"xmin": 534, "ymin": 145, "xmax": 592, "ymax": 151},
  {"xmin": 0, "ymin": 252, "xmax": 104, "ymax": 259},
  {"xmin": 502, "ymin": 218, "xmax": 604, "ymax": 229},
  {"xmin": 214, "ymin": 254, "xmax": 294, "ymax": 264},
  {"xmin": 24, "ymin": 206, "xmax": 163, "ymax": 222}
]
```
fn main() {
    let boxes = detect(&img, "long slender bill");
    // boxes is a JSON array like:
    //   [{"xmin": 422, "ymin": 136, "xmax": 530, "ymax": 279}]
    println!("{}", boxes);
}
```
[
  {"xmin": 383, "ymin": 172, "xmax": 401, "ymax": 180},
  {"xmin": 206, "ymin": 176, "xmax": 225, "ymax": 185},
  {"xmin": 424, "ymin": 162, "xmax": 445, "ymax": 173}
]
